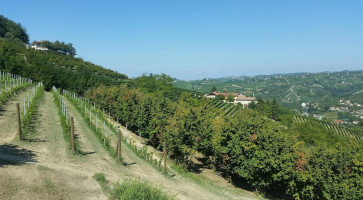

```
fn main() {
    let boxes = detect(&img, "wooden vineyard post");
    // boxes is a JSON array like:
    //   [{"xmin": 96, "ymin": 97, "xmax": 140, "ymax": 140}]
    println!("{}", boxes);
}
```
[
  {"xmin": 115, "ymin": 128, "xmax": 122, "ymax": 160},
  {"xmin": 103, "ymin": 121, "xmax": 106, "ymax": 145},
  {"xmin": 118, "ymin": 130, "xmax": 122, "ymax": 159},
  {"xmin": 70, "ymin": 117, "xmax": 76, "ymax": 152},
  {"xmin": 126, "ymin": 124, "xmax": 128, "ymax": 143},
  {"xmin": 115, "ymin": 137, "xmax": 119, "ymax": 157},
  {"xmin": 16, "ymin": 103, "xmax": 22, "ymax": 140},
  {"xmin": 163, "ymin": 140, "xmax": 167, "ymax": 174}
]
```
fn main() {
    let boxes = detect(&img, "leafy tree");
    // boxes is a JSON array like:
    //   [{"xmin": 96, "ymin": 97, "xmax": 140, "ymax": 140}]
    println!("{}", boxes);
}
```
[
  {"xmin": 211, "ymin": 86, "xmax": 218, "ymax": 92},
  {"xmin": 42, "ymin": 40, "xmax": 77, "ymax": 56},
  {"xmin": 249, "ymin": 101, "xmax": 257, "ymax": 109},
  {"xmin": 0, "ymin": 15, "xmax": 29, "ymax": 43},
  {"xmin": 132, "ymin": 73, "xmax": 173, "ymax": 93},
  {"xmin": 216, "ymin": 94, "xmax": 225, "ymax": 101},
  {"xmin": 270, "ymin": 98, "xmax": 281, "ymax": 121},
  {"xmin": 227, "ymin": 94, "xmax": 234, "ymax": 102},
  {"xmin": 4, "ymin": 32, "xmax": 14, "ymax": 39}
]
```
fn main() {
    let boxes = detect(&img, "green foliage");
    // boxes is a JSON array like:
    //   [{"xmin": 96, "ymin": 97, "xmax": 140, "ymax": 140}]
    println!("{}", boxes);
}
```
[
  {"xmin": 289, "ymin": 143, "xmax": 363, "ymax": 199},
  {"xmin": 0, "ymin": 77, "xmax": 31, "ymax": 105},
  {"xmin": 294, "ymin": 115, "xmax": 363, "ymax": 142},
  {"xmin": 0, "ymin": 15, "xmax": 29, "ymax": 43},
  {"xmin": 52, "ymin": 88, "xmax": 81, "ymax": 153},
  {"xmin": 270, "ymin": 98, "xmax": 281, "ymax": 121},
  {"xmin": 216, "ymin": 94, "xmax": 225, "ymax": 101},
  {"xmin": 64, "ymin": 91, "xmax": 164, "ymax": 171},
  {"xmin": 87, "ymin": 79, "xmax": 362, "ymax": 199},
  {"xmin": 227, "ymin": 94, "xmax": 234, "ymax": 102},
  {"xmin": 42, "ymin": 40, "xmax": 76, "ymax": 56},
  {"xmin": 21, "ymin": 84, "xmax": 44, "ymax": 135},
  {"xmin": 338, "ymin": 111, "xmax": 359, "ymax": 122},
  {"xmin": 93, "ymin": 173, "xmax": 111, "ymax": 194},
  {"xmin": 110, "ymin": 179, "xmax": 176, "ymax": 200},
  {"xmin": 132, "ymin": 73, "xmax": 173, "ymax": 93},
  {"xmin": 295, "ymin": 121, "xmax": 346, "ymax": 147},
  {"xmin": 212, "ymin": 109, "xmax": 300, "ymax": 195}
]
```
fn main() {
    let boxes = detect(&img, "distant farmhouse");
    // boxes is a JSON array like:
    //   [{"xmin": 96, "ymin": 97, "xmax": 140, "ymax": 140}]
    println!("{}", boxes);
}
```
[
  {"xmin": 26, "ymin": 41, "xmax": 48, "ymax": 51},
  {"xmin": 205, "ymin": 92, "xmax": 257, "ymax": 108},
  {"xmin": 234, "ymin": 95, "xmax": 256, "ymax": 107}
]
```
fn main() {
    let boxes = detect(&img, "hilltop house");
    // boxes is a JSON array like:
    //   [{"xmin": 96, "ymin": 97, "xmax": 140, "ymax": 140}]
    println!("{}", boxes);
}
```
[
  {"xmin": 205, "ymin": 92, "xmax": 238, "ymax": 100},
  {"xmin": 234, "ymin": 95, "xmax": 256, "ymax": 107},
  {"xmin": 31, "ymin": 41, "xmax": 48, "ymax": 51},
  {"xmin": 205, "ymin": 91, "xmax": 218, "ymax": 98},
  {"xmin": 205, "ymin": 92, "xmax": 256, "ymax": 107}
]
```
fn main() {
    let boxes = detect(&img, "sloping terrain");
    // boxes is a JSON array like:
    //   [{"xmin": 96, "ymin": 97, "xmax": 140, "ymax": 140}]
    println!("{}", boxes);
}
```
[{"xmin": 0, "ymin": 90, "xmax": 261, "ymax": 200}]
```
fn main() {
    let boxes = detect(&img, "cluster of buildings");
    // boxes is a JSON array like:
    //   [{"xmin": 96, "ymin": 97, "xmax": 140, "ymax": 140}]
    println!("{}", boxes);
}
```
[
  {"xmin": 205, "ymin": 92, "xmax": 257, "ymax": 108},
  {"xmin": 300, "ymin": 99, "xmax": 362, "ymax": 125},
  {"xmin": 329, "ymin": 99, "xmax": 361, "ymax": 112},
  {"xmin": 331, "ymin": 99, "xmax": 362, "ymax": 125},
  {"xmin": 333, "ymin": 120, "xmax": 361, "ymax": 125}
]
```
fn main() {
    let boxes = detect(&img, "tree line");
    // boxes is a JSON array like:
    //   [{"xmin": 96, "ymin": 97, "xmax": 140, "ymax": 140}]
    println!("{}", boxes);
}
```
[
  {"xmin": 86, "ymin": 75, "xmax": 362, "ymax": 199},
  {"xmin": 42, "ymin": 40, "xmax": 76, "ymax": 56}
]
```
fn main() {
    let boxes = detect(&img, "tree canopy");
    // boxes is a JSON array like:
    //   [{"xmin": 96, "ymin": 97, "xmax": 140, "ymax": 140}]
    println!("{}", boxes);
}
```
[
  {"xmin": 87, "ymin": 76, "xmax": 363, "ymax": 199},
  {"xmin": 0, "ymin": 15, "xmax": 29, "ymax": 43},
  {"xmin": 42, "ymin": 40, "xmax": 76, "ymax": 56}
]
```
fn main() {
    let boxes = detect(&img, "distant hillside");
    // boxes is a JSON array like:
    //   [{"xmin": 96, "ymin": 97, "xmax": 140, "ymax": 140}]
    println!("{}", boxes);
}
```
[
  {"xmin": 0, "ymin": 38, "xmax": 128, "ymax": 94},
  {"xmin": 175, "ymin": 71, "xmax": 363, "ymax": 110}
]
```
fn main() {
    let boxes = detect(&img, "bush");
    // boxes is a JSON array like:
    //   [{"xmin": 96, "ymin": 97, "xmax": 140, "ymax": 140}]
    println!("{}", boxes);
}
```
[{"xmin": 110, "ymin": 179, "xmax": 176, "ymax": 200}]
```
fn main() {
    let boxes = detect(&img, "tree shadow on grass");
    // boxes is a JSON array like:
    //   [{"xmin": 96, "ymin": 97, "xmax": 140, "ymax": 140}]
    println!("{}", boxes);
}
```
[
  {"xmin": 0, "ymin": 104, "xmax": 8, "ymax": 116},
  {"xmin": 0, "ymin": 144, "xmax": 37, "ymax": 167},
  {"xmin": 185, "ymin": 156, "xmax": 209, "ymax": 174},
  {"xmin": 79, "ymin": 150, "xmax": 95, "ymax": 156}
]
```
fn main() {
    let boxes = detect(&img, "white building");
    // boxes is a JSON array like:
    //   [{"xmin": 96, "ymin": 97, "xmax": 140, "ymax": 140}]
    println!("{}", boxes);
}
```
[
  {"xmin": 31, "ymin": 41, "xmax": 48, "ymax": 51},
  {"xmin": 205, "ymin": 92, "xmax": 218, "ymax": 98},
  {"xmin": 234, "ymin": 95, "xmax": 257, "ymax": 108}
]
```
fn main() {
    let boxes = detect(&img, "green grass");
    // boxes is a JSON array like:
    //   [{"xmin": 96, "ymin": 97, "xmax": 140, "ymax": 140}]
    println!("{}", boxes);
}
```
[
  {"xmin": 93, "ymin": 173, "xmax": 111, "ymax": 194},
  {"xmin": 110, "ymin": 179, "xmax": 176, "ymax": 200},
  {"xmin": 21, "ymin": 84, "xmax": 44, "ymax": 137},
  {"xmin": 52, "ymin": 89, "xmax": 82, "ymax": 154},
  {"xmin": 0, "ymin": 83, "xmax": 31, "ymax": 105},
  {"xmin": 93, "ymin": 173, "xmax": 176, "ymax": 200}
]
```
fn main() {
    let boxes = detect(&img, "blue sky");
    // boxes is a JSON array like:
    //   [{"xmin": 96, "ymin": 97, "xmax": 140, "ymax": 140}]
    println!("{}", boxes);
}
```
[{"xmin": 1, "ymin": 0, "xmax": 363, "ymax": 80}]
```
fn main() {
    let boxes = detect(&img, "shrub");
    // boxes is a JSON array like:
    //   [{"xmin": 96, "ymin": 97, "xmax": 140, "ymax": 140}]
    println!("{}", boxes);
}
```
[{"xmin": 110, "ymin": 179, "xmax": 176, "ymax": 200}]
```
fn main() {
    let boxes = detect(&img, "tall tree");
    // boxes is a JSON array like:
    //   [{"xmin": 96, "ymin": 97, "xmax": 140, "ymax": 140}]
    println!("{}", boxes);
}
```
[
  {"xmin": 270, "ymin": 98, "xmax": 281, "ymax": 121},
  {"xmin": 211, "ymin": 86, "xmax": 218, "ymax": 92}
]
